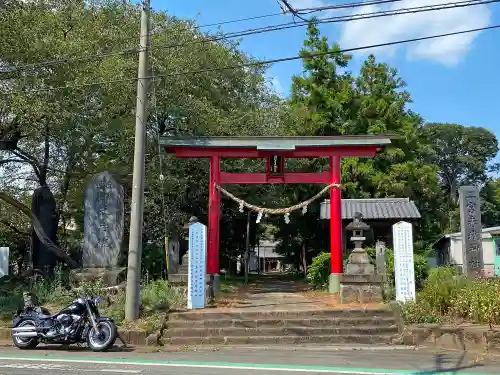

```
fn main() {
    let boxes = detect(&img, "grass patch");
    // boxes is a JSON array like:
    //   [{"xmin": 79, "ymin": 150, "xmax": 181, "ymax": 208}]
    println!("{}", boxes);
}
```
[
  {"xmin": 0, "ymin": 274, "xmax": 186, "ymax": 333},
  {"xmin": 220, "ymin": 275, "xmax": 248, "ymax": 293},
  {"xmin": 400, "ymin": 267, "xmax": 500, "ymax": 326}
]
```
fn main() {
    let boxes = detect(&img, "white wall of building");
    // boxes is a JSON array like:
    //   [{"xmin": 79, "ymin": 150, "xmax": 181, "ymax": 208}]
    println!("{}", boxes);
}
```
[{"xmin": 435, "ymin": 230, "xmax": 497, "ymax": 276}]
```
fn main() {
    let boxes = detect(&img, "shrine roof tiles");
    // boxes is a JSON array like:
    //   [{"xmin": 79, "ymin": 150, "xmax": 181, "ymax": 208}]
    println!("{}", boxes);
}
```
[
  {"xmin": 322, "ymin": 198, "xmax": 421, "ymax": 220},
  {"xmin": 342, "ymin": 198, "xmax": 421, "ymax": 220}
]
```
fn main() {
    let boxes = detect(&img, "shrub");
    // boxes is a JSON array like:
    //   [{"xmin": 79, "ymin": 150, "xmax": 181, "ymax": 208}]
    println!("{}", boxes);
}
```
[
  {"xmin": 365, "ymin": 247, "xmax": 429, "ymax": 290},
  {"xmin": 413, "ymin": 254, "xmax": 430, "ymax": 290},
  {"xmin": 140, "ymin": 279, "xmax": 185, "ymax": 312},
  {"xmin": 141, "ymin": 244, "xmax": 166, "ymax": 280},
  {"xmin": 450, "ymin": 277, "xmax": 500, "ymax": 325},
  {"xmin": 307, "ymin": 252, "xmax": 331, "ymax": 289},
  {"xmin": 400, "ymin": 299, "xmax": 440, "ymax": 324},
  {"xmin": 399, "ymin": 266, "xmax": 500, "ymax": 326},
  {"xmin": 417, "ymin": 266, "xmax": 464, "ymax": 315},
  {"xmin": 308, "ymin": 247, "xmax": 430, "ymax": 292}
]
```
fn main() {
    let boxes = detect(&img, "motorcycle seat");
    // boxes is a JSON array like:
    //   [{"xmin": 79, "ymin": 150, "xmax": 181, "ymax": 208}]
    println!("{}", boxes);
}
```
[{"xmin": 38, "ymin": 313, "xmax": 58, "ymax": 320}]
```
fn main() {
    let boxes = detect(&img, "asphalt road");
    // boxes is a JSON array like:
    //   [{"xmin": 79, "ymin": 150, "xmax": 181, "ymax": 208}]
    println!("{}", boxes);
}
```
[{"xmin": 0, "ymin": 345, "xmax": 497, "ymax": 375}]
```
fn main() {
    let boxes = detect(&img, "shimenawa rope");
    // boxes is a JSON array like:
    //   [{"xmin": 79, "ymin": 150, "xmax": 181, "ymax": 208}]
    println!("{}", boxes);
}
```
[{"xmin": 215, "ymin": 183, "xmax": 340, "ymax": 216}]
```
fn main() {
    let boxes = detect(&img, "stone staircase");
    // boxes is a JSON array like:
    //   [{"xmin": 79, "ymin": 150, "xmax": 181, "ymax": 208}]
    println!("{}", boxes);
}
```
[{"xmin": 163, "ymin": 308, "xmax": 400, "ymax": 345}]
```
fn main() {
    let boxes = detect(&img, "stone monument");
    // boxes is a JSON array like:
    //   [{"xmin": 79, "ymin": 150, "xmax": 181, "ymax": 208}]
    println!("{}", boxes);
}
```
[
  {"xmin": 393, "ymin": 221, "xmax": 416, "ymax": 302},
  {"xmin": 31, "ymin": 186, "xmax": 58, "ymax": 275},
  {"xmin": 375, "ymin": 240, "xmax": 387, "ymax": 277},
  {"xmin": 340, "ymin": 213, "xmax": 384, "ymax": 303},
  {"xmin": 459, "ymin": 186, "xmax": 484, "ymax": 277},
  {"xmin": 166, "ymin": 234, "xmax": 180, "ymax": 275},
  {"xmin": 0, "ymin": 247, "xmax": 8, "ymax": 278},
  {"xmin": 72, "ymin": 172, "xmax": 125, "ymax": 286}
]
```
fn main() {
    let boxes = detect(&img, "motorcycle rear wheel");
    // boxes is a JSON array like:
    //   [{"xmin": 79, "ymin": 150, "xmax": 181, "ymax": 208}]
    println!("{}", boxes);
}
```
[
  {"xmin": 12, "ymin": 319, "xmax": 39, "ymax": 349},
  {"xmin": 87, "ymin": 321, "xmax": 117, "ymax": 352}
]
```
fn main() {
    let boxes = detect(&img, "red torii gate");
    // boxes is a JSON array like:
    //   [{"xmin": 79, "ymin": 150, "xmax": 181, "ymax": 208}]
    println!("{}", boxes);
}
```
[{"xmin": 162, "ymin": 135, "xmax": 391, "ymax": 293}]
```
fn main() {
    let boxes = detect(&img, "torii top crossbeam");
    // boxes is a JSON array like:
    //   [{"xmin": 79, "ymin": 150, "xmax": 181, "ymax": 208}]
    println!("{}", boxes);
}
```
[
  {"xmin": 161, "ymin": 135, "xmax": 390, "ymax": 185},
  {"xmin": 160, "ymin": 135, "xmax": 391, "ymax": 157},
  {"xmin": 161, "ymin": 135, "xmax": 391, "ymax": 294}
]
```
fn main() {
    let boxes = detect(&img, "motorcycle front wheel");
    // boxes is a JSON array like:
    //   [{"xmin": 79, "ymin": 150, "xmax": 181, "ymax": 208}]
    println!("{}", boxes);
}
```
[
  {"xmin": 87, "ymin": 320, "xmax": 117, "ymax": 352},
  {"xmin": 12, "ymin": 319, "xmax": 39, "ymax": 349}
]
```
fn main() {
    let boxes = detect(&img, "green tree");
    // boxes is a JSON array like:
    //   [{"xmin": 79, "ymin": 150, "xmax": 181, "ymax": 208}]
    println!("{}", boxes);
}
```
[
  {"xmin": 0, "ymin": 0, "xmax": 286, "ymax": 274},
  {"xmin": 289, "ymin": 22, "xmax": 353, "ymax": 136},
  {"xmin": 481, "ymin": 178, "xmax": 500, "ymax": 227},
  {"xmin": 277, "ymin": 21, "xmax": 442, "ymax": 252},
  {"xmin": 420, "ymin": 123, "xmax": 498, "ymax": 231},
  {"xmin": 420, "ymin": 123, "xmax": 498, "ymax": 204}
]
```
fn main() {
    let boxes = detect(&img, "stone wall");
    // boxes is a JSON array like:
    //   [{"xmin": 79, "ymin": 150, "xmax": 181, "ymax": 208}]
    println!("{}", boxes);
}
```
[{"xmin": 401, "ymin": 324, "xmax": 500, "ymax": 354}]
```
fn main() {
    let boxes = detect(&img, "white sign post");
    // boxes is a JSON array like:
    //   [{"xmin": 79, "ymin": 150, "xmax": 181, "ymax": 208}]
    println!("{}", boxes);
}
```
[
  {"xmin": 188, "ymin": 222, "xmax": 207, "ymax": 309},
  {"xmin": 0, "ymin": 247, "xmax": 9, "ymax": 278},
  {"xmin": 392, "ymin": 221, "xmax": 416, "ymax": 302}
]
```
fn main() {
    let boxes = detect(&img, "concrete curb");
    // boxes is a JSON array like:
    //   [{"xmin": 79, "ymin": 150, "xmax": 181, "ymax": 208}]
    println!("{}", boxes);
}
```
[
  {"xmin": 0, "ymin": 327, "xmax": 150, "ymax": 346},
  {"xmin": 0, "ymin": 328, "xmax": 10, "ymax": 341}
]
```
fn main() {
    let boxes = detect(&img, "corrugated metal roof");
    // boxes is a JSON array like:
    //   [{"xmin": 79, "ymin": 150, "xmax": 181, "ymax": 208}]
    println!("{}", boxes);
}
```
[
  {"xmin": 445, "ymin": 226, "xmax": 500, "ymax": 238},
  {"xmin": 323, "ymin": 198, "xmax": 421, "ymax": 220},
  {"xmin": 433, "ymin": 226, "xmax": 500, "ymax": 247}
]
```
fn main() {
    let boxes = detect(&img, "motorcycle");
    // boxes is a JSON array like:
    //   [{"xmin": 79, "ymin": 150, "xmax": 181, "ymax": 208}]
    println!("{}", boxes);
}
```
[{"xmin": 11, "ymin": 296, "xmax": 117, "ymax": 352}]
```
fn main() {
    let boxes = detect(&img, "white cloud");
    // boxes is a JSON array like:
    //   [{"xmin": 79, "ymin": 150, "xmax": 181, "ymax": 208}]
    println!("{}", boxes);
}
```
[
  {"xmin": 288, "ymin": 0, "xmax": 325, "ymax": 9},
  {"xmin": 338, "ymin": 0, "xmax": 491, "ymax": 66}
]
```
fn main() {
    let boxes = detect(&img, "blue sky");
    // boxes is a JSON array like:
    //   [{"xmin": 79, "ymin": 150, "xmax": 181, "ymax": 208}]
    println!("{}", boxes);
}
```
[{"xmin": 157, "ymin": 0, "xmax": 500, "ymax": 140}]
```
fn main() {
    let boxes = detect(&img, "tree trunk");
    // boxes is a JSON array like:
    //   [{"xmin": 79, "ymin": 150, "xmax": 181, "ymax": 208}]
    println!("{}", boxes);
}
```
[
  {"xmin": 39, "ymin": 122, "xmax": 50, "ymax": 186},
  {"xmin": 57, "ymin": 149, "xmax": 76, "ymax": 248}
]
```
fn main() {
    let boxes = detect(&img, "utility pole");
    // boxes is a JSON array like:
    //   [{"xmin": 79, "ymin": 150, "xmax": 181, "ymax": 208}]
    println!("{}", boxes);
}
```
[{"xmin": 125, "ymin": 0, "xmax": 151, "ymax": 321}]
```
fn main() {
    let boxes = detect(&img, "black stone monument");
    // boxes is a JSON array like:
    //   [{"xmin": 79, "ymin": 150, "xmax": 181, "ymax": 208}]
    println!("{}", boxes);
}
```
[{"xmin": 31, "ymin": 186, "xmax": 58, "ymax": 275}]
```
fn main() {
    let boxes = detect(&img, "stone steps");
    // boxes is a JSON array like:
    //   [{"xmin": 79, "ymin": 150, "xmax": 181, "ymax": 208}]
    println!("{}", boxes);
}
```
[
  {"xmin": 165, "ymin": 325, "xmax": 398, "ymax": 338},
  {"xmin": 164, "ymin": 308, "xmax": 400, "ymax": 346},
  {"xmin": 168, "ymin": 308, "xmax": 394, "ymax": 321},
  {"xmin": 163, "ymin": 334, "xmax": 397, "ymax": 346},
  {"xmin": 167, "ymin": 316, "xmax": 396, "ymax": 328}
]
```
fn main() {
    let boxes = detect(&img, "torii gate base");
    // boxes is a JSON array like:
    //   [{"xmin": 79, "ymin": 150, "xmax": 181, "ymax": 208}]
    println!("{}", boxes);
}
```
[{"xmin": 162, "ymin": 136, "xmax": 390, "ymax": 295}]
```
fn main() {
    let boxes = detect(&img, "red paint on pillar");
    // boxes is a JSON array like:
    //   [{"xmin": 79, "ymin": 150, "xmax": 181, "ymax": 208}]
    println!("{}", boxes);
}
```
[
  {"xmin": 208, "ymin": 156, "xmax": 221, "ymax": 274},
  {"xmin": 329, "ymin": 156, "xmax": 342, "ymax": 274}
]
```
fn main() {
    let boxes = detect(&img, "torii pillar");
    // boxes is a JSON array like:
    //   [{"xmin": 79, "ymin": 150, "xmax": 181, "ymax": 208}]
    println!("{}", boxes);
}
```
[{"xmin": 329, "ymin": 156, "xmax": 342, "ymax": 293}]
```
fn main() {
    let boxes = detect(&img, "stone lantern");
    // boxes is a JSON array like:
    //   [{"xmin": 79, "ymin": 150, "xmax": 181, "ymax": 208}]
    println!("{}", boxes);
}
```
[
  {"xmin": 169, "ymin": 216, "xmax": 200, "ymax": 284},
  {"xmin": 340, "ymin": 212, "xmax": 384, "ymax": 303},
  {"xmin": 344, "ymin": 212, "xmax": 372, "ymax": 274}
]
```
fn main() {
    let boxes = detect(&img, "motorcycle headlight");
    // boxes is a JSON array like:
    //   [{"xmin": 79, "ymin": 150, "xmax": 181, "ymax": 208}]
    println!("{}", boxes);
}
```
[{"xmin": 94, "ymin": 297, "xmax": 102, "ymax": 305}]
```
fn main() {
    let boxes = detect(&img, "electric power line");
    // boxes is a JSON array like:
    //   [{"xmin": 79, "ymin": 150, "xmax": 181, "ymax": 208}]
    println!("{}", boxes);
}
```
[
  {"xmin": 1, "ymin": 23, "xmax": 498, "ymax": 97},
  {"xmin": 196, "ymin": 11, "xmax": 284, "ymax": 29},
  {"xmin": 279, "ymin": 0, "xmax": 310, "ymax": 22},
  {"xmin": 2, "ymin": 0, "xmax": 496, "ymax": 73},
  {"xmin": 173, "ymin": 0, "xmax": 500, "ymax": 50},
  {"xmin": 171, "ymin": 0, "xmax": 405, "ymax": 28},
  {"xmin": 297, "ymin": 0, "xmax": 405, "ymax": 13}
]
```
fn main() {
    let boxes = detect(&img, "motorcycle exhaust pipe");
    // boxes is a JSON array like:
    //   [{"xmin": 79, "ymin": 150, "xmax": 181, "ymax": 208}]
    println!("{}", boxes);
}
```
[
  {"xmin": 12, "ymin": 332, "xmax": 38, "ymax": 338},
  {"xmin": 12, "ymin": 327, "xmax": 36, "ymax": 332}
]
